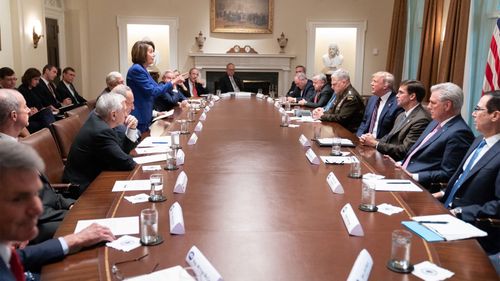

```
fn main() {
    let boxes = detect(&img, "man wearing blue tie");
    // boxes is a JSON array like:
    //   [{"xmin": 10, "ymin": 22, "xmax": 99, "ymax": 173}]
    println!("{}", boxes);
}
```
[{"xmin": 434, "ymin": 91, "xmax": 500, "ymax": 255}]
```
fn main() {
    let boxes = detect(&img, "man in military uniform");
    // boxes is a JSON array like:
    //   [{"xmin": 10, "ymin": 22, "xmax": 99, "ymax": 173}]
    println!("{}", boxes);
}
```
[{"xmin": 312, "ymin": 68, "xmax": 365, "ymax": 132}]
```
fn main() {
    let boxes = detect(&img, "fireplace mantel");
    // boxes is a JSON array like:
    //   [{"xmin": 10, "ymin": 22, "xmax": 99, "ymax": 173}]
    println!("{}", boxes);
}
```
[{"xmin": 189, "ymin": 53, "xmax": 295, "ymax": 94}]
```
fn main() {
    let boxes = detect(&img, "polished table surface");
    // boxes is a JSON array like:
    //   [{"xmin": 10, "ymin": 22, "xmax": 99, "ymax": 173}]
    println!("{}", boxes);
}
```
[{"xmin": 42, "ymin": 96, "xmax": 498, "ymax": 280}]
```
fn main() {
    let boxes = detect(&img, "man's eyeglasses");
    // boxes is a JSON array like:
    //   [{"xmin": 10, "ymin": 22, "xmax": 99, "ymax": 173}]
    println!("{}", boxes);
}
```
[{"xmin": 473, "ymin": 106, "xmax": 487, "ymax": 112}]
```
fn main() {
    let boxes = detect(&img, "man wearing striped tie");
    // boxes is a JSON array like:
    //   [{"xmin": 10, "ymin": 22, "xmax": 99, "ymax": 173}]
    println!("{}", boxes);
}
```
[{"xmin": 434, "ymin": 90, "xmax": 500, "ymax": 256}]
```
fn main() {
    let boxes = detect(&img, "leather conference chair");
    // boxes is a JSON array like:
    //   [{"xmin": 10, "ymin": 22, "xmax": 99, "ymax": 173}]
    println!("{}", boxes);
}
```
[
  {"xmin": 86, "ymin": 98, "xmax": 97, "ymax": 110},
  {"xmin": 50, "ymin": 115, "xmax": 82, "ymax": 162},
  {"xmin": 19, "ymin": 128, "xmax": 78, "ymax": 195},
  {"xmin": 65, "ymin": 104, "xmax": 90, "ymax": 126}
]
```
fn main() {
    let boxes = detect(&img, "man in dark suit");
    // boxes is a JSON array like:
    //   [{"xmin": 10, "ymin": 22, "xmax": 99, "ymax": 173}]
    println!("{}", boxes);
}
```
[
  {"xmin": 218, "ymin": 63, "xmax": 244, "ymax": 93},
  {"xmin": 35, "ymin": 64, "xmax": 70, "ymax": 111},
  {"xmin": 298, "ymin": 73, "xmax": 333, "ymax": 108},
  {"xmin": 356, "ymin": 71, "xmax": 403, "ymax": 139},
  {"xmin": 180, "ymin": 68, "xmax": 208, "ymax": 98},
  {"xmin": 287, "ymin": 72, "xmax": 315, "ymax": 103},
  {"xmin": 153, "ymin": 70, "xmax": 188, "ymax": 113},
  {"xmin": 399, "ymin": 83, "xmax": 474, "ymax": 189},
  {"xmin": 285, "ymin": 65, "xmax": 308, "ymax": 97},
  {"xmin": 435, "ymin": 91, "xmax": 500, "ymax": 255},
  {"xmin": 312, "ymin": 69, "xmax": 365, "ymax": 133},
  {"xmin": 56, "ymin": 67, "xmax": 87, "ymax": 105},
  {"xmin": 63, "ymin": 93, "xmax": 138, "ymax": 196},
  {"xmin": 0, "ymin": 141, "xmax": 115, "ymax": 280},
  {"xmin": 359, "ymin": 80, "xmax": 431, "ymax": 161}
]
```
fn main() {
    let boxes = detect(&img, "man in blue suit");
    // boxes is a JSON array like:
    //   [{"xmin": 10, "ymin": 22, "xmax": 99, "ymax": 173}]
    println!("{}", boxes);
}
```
[
  {"xmin": 434, "ymin": 91, "xmax": 500, "ymax": 255},
  {"xmin": 399, "ymin": 83, "xmax": 474, "ymax": 190},
  {"xmin": 0, "ymin": 141, "xmax": 115, "ymax": 280},
  {"xmin": 356, "ymin": 71, "xmax": 403, "ymax": 139}
]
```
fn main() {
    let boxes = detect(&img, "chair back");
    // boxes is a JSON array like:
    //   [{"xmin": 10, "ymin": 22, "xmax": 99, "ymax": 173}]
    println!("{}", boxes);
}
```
[
  {"xmin": 65, "ymin": 104, "xmax": 90, "ymax": 125},
  {"xmin": 19, "ymin": 128, "xmax": 65, "ymax": 183},
  {"xmin": 51, "ymin": 115, "xmax": 82, "ymax": 161}
]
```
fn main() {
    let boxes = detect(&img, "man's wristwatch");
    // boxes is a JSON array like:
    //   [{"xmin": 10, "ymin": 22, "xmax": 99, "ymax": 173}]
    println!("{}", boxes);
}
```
[{"xmin": 453, "ymin": 207, "xmax": 463, "ymax": 217}]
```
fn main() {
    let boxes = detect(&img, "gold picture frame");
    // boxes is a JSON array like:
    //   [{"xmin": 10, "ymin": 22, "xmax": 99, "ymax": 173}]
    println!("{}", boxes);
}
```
[{"xmin": 210, "ymin": 0, "xmax": 273, "ymax": 34}]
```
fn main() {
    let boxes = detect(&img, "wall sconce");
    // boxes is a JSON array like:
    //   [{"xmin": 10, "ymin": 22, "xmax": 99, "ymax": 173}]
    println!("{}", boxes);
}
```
[{"xmin": 32, "ymin": 26, "xmax": 43, "ymax": 48}]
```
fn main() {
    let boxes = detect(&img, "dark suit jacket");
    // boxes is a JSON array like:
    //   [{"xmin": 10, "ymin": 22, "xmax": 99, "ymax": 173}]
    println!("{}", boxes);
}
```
[
  {"xmin": 285, "ymin": 81, "xmax": 297, "ymax": 97},
  {"xmin": 376, "ymin": 104, "xmax": 431, "ymax": 161},
  {"xmin": 153, "ymin": 88, "xmax": 187, "ymax": 112},
  {"xmin": 303, "ymin": 84, "xmax": 333, "ymax": 108},
  {"xmin": 56, "ymin": 81, "xmax": 87, "ymax": 105},
  {"xmin": 35, "ymin": 80, "xmax": 61, "ymax": 108},
  {"xmin": 442, "ymin": 136, "xmax": 500, "ymax": 253},
  {"xmin": 127, "ymin": 63, "xmax": 174, "ymax": 132},
  {"xmin": 321, "ymin": 84, "xmax": 365, "ymax": 133},
  {"xmin": 218, "ymin": 74, "xmax": 244, "ymax": 93},
  {"xmin": 63, "ymin": 113, "xmax": 137, "ymax": 196},
  {"xmin": 356, "ymin": 92, "xmax": 403, "ymax": 139},
  {"xmin": 288, "ymin": 80, "xmax": 314, "ymax": 102},
  {"xmin": 180, "ymin": 80, "xmax": 208, "ymax": 98},
  {"xmin": 0, "ymin": 239, "xmax": 65, "ymax": 279},
  {"xmin": 404, "ymin": 115, "xmax": 474, "ymax": 188},
  {"xmin": 34, "ymin": 174, "xmax": 75, "ymax": 244},
  {"xmin": 18, "ymin": 84, "xmax": 44, "ymax": 110}
]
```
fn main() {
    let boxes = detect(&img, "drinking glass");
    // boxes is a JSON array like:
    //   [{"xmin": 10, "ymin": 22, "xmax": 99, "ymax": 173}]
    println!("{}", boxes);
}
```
[{"xmin": 387, "ymin": 230, "xmax": 414, "ymax": 273}]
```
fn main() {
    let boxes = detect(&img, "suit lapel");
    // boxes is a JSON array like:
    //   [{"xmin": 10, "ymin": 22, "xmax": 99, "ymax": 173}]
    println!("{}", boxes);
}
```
[{"xmin": 461, "ymin": 140, "xmax": 500, "ymax": 183}]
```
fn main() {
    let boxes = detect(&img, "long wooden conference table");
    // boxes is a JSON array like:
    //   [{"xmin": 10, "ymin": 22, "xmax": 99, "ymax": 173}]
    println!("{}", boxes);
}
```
[{"xmin": 41, "ymin": 96, "xmax": 497, "ymax": 280}]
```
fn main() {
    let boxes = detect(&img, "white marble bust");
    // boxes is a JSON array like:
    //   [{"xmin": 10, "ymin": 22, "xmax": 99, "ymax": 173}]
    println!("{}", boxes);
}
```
[{"xmin": 322, "ymin": 43, "xmax": 344, "ymax": 74}]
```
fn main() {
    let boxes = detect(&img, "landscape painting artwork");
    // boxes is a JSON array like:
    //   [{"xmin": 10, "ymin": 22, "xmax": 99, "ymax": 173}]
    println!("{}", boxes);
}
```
[{"xmin": 211, "ymin": 0, "xmax": 273, "ymax": 34}]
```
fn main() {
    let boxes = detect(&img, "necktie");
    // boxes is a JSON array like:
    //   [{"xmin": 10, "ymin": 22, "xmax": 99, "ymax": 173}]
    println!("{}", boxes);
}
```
[
  {"xmin": 48, "ymin": 82, "xmax": 57, "ymax": 99},
  {"xmin": 10, "ymin": 248, "xmax": 25, "ymax": 281},
  {"xmin": 69, "ymin": 84, "xmax": 79, "ymax": 104},
  {"xmin": 192, "ymin": 82, "xmax": 198, "ymax": 98},
  {"xmin": 314, "ymin": 92, "xmax": 319, "ymax": 103},
  {"xmin": 444, "ymin": 139, "xmax": 487, "ymax": 208},
  {"xmin": 368, "ymin": 98, "xmax": 381, "ymax": 134},
  {"xmin": 229, "ymin": 76, "xmax": 240, "ymax": 92},
  {"xmin": 402, "ymin": 123, "xmax": 442, "ymax": 168},
  {"xmin": 323, "ymin": 95, "xmax": 336, "ymax": 111}
]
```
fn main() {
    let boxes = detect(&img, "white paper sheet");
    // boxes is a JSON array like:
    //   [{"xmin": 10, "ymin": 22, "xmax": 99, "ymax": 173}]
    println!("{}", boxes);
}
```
[
  {"xmin": 133, "ymin": 154, "xmax": 167, "ymax": 164},
  {"xmin": 151, "ymin": 109, "xmax": 174, "ymax": 122},
  {"xmin": 320, "ymin": 155, "xmax": 355, "ymax": 164},
  {"xmin": 412, "ymin": 261, "xmax": 454, "ymax": 281},
  {"xmin": 112, "ymin": 180, "xmax": 151, "ymax": 192},
  {"xmin": 412, "ymin": 214, "xmax": 487, "ymax": 241},
  {"xmin": 124, "ymin": 265, "xmax": 195, "ymax": 281},
  {"xmin": 374, "ymin": 179, "xmax": 422, "ymax": 192},
  {"xmin": 74, "ymin": 216, "xmax": 139, "ymax": 235},
  {"xmin": 135, "ymin": 146, "xmax": 171, "ymax": 155},
  {"xmin": 137, "ymin": 136, "xmax": 171, "ymax": 147}
]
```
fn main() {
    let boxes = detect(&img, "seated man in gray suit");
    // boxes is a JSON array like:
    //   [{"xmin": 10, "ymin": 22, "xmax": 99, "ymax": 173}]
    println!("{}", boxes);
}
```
[
  {"xmin": 359, "ymin": 80, "xmax": 431, "ymax": 161},
  {"xmin": 297, "ymin": 73, "xmax": 333, "ymax": 108},
  {"xmin": 398, "ymin": 82, "xmax": 474, "ymax": 190},
  {"xmin": 286, "ymin": 72, "xmax": 315, "ymax": 103}
]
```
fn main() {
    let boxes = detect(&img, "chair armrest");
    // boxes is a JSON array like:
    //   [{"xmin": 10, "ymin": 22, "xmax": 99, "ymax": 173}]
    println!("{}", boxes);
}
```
[{"xmin": 475, "ymin": 218, "xmax": 500, "ymax": 228}]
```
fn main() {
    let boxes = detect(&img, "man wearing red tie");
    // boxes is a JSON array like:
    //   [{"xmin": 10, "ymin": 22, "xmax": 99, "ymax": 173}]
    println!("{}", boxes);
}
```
[
  {"xmin": 0, "ymin": 141, "xmax": 116, "ymax": 281},
  {"xmin": 181, "ymin": 68, "xmax": 207, "ymax": 98},
  {"xmin": 297, "ymin": 74, "xmax": 333, "ymax": 108}
]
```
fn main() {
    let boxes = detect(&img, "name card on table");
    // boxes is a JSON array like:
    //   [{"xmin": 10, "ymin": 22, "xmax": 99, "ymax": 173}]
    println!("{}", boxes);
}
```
[
  {"xmin": 341, "ymin": 203, "xmax": 364, "ymax": 236},
  {"xmin": 298, "ymin": 134, "xmax": 311, "ymax": 147},
  {"xmin": 204, "ymin": 106, "xmax": 211, "ymax": 113},
  {"xmin": 256, "ymin": 93, "xmax": 264, "ymax": 99},
  {"xmin": 194, "ymin": 121, "xmax": 203, "ymax": 132},
  {"xmin": 174, "ymin": 171, "xmax": 188, "ymax": 193},
  {"xmin": 346, "ymin": 249, "xmax": 373, "ymax": 281},
  {"xmin": 274, "ymin": 101, "xmax": 280, "ymax": 108},
  {"xmin": 188, "ymin": 133, "xmax": 198, "ymax": 145},
  {"xmin": 199, "ymin": 112, "xmax": 207, "ymax": 121},
  {"xmin": 186, "ymin": 246, "xmax": 224, "ymax": 281},
  {"xmin": 305, "ymin": 148, "xmax": 320, "ymax": 165},
  {"xmin": 326, "ymin": 172, "xmax": 344, "ymax": 194},
  {"xmin": 278, "ymin": 107, "xmax": 286, "ymax": 114},
  {"xmin": 176, "ymin": 149, "xmax": 185, "ymax": 165},
  {"xmin": 169, "ymin": 202, "xmax": 185, "ymax": 235},
  {"xmin": 267, "ymin": 97, "xmax": 274, "ymax": 103}
]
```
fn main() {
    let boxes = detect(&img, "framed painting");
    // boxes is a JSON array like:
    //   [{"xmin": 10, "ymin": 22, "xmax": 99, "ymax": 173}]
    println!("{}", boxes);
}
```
[{"xmin": 210, "ymin": 0, "xmax": 273, "ymax": 34}]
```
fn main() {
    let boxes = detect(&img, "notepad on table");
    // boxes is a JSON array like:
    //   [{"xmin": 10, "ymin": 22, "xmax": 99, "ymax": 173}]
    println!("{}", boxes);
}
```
[{"xmin": 316, "ymin": 138, "xmax": 355, "ymax": 147}]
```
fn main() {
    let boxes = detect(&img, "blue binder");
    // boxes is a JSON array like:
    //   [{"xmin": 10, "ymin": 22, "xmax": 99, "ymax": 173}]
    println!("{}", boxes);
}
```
[{"xmin": 401, "ymin": 221, "xmax": 446, "ymax": 242}]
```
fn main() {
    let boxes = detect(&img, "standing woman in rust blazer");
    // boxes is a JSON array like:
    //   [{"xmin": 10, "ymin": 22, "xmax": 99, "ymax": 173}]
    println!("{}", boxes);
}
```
[{"xmin": 126, "ymin": 40, "xmax": 184, "ymax": 132}]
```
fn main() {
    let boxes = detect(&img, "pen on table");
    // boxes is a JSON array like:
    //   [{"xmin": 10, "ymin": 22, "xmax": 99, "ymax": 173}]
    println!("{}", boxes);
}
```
[
  {"xmin": 386, "ymin": 181, "xmax": 412, "ymax": 184},
  {"xmin": 417, "ymin": 221, "xmax": 449, "ymax": 224},
  {"xmin": 152, "ymin": 142, "xmax": 168, "ymax": 144}
]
